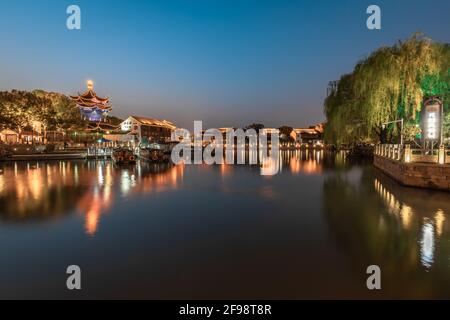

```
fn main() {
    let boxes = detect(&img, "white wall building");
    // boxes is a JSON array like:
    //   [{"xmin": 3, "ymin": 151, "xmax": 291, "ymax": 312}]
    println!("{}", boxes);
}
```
[{"xmin": 120, "ymin": 116, "xmax": 176, "ymax": 143}]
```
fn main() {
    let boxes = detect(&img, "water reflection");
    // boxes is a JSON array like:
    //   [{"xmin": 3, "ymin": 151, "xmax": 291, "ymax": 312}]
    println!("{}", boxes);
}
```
[
  {"xmin": 0, "ymin": 161, "xmax": 184, "ymax": 236},
  {"xmin": 420, "ymin": 221, "xmax": 435, "ymax": 269},
  {"xmin": 0, "ymin": 151, "xmax": 449, "ymax": 298},
  {"xmin": 373, "ymin": 174, "xmax": 449, "ymax": 269},
  {"xmin": 258, "ymin": 149, "xmax": 327, "ymax": 176},
  {"xmin": 0, "ymin": 162, "xmax": 89, "ymax": 222},
  {"xmin": 0, "ymin": 150, "xmax": 356, "ymax": 231},
  {"xmin": 281, "ymin": 150, "xmax": 323, "ymax": 175},
  {"xmin": 323, "ymin": 165, "xmax": 450, "ymax": 297},
  {"xmin": 217, "ymin": 149, "xmax": 341, "ymax": 176},
  {"xmin": 282, "ymin": 149, "xmax": 350, "ymax": 175}
]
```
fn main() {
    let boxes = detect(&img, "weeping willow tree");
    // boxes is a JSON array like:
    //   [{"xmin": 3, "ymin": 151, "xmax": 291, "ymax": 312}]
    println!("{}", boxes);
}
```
[
  {"xmin": 325, "ymin": 33, "xmax": 449, "ymax": 145},
  {"xmin": 422, "ymin": 43, "xmax": 450, "ymax": 140}
]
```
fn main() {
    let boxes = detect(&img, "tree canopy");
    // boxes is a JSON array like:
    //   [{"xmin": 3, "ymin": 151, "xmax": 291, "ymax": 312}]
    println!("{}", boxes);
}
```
[
  {"xmin": 324, "ymin": 34, "xmax": 450, "ymax": 145},
  {"xmin": 33, "ymin": 90, "xmax": 87, "ymax": 130},
  {"xmin": 278, "ymin": 125, "xmax": 294, "ymax": 143},
  {"xmin": 0, "ymin": 90, "xmax": 55, "ymax": 131},
  {"xmin": 0, "ymin": 90, "xmax": 93, "ymax": 132},
  {"xmin": 245, "ymin": 123, "xmax": 265, "ymax": 132}
]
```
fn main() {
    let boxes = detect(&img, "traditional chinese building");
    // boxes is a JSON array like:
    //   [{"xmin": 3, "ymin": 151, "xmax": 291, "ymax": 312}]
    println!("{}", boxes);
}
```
[
  {"xmin": 0, "ymin": 120, "xmax": 45, "ymax": 144},
  {"xmin": 0, "ymin": 129, "xmax": 19, "ymax": 144},
  {"xmin": 292, "ymin": 123, "xmax": 325, "ymax": 145},
  {"xmin": 70, "ymin": 80, "xmax": 112, "ymax": 122},
  {"xmin": 120, "ymin": 116, "xmax": 176, "ymax": 144}
]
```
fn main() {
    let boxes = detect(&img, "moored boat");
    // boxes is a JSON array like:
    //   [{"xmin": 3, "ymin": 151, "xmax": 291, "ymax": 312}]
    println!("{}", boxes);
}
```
[
  {"xmin": 139, "ymin": 142, "xmax": 177, "ymax": 163},
  {"xmin": 112, "ymin": 148, "xmax": 136, "ymax": 165},
  {"xmin": 140, "ymin": 148, "xmax": 167, "ymax": 163},
  {"xmin": 139, "ymin": 148, "xmax": 170, "ymax": 163}
]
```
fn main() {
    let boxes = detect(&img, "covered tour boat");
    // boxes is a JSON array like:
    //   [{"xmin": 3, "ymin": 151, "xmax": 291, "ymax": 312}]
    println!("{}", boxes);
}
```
[
  {"xmin": 139, "ymin": 143, "xmax": 171, "ymax": 163},
  {"xmin": 112, "ymin": 148, "xmax": 136, "ymax": 165}
]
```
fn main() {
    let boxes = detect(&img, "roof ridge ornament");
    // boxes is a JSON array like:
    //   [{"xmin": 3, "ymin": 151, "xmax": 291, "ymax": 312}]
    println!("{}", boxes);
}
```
[{"xmin": 87, "ymin": 80, "xmax": 94, "ymax": 91}]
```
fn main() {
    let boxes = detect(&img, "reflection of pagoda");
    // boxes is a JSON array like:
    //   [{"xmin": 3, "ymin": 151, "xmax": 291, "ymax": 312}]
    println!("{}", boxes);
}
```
[{"xmin": 71, "ymin": 80, "xmax": 112, "ymax": 122}]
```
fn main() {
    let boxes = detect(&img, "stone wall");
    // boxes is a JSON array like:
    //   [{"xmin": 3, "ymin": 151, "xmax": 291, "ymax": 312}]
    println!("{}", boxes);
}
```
[{"xmin": 374, "ymin": 155, "xmax": 450, "ymax": 191}]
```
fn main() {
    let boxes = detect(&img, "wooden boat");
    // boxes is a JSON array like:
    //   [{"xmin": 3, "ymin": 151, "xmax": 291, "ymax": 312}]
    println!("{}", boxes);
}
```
[
  {"xmin": 112, "ymin": 148, "xmax": 136, "ymax": 165},
  {"xmin": 140, "ymin": 147, "xmax": 170, "ymax": 163},
  {"xmin": 1, "ymin": 144, "xmax": 45, "ymax": 156},
  {"xmin": 139, "ymin": 142, "xmax": 177, "ymax": 163}
]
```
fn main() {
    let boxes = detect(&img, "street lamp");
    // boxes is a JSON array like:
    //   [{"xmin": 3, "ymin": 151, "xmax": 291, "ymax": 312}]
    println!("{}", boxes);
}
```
[
  {"xmin": 381, "ymin": 119, "xmax": 404, "ymax": 145},
  {"xmin": 440, "ymin": 97, "xmax": 444, "ymax": 147}
]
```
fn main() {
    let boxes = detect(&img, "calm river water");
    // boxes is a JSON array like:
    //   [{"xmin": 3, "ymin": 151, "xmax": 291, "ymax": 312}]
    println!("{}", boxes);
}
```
[{"xmin": 0, "ymin": 151, "xmax": 449, "ymax": 299}]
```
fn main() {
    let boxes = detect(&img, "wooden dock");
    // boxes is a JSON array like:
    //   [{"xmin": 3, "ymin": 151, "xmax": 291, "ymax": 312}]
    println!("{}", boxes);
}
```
[{"xmin": 0, "ymin": 152, "xmax": 87, "ymax": 161}]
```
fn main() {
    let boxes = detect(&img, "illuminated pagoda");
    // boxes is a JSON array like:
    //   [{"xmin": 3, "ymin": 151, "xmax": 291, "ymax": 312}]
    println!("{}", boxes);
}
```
[{"xmin": 71, "ymin": 80, "xmax": 112, "ymax": 122}]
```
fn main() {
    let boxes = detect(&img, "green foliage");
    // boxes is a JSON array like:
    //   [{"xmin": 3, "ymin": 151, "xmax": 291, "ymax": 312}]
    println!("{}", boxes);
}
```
[
  {"xmin": 0, "ymin": 90, "xmax": 87, "ymax": 132},
  {"xmin": 324, "ymin": 33, "xmax": 450, "ymax": 145},
  {"xmin": 33, "ymin": 90, "xmax": 87, "ymax": 130},
  {"xmin": 403, "ymin": 121, "xmax": 422, "ymax": 143},
  {"xmin": 444, "ymin": 112, "xmax": 450, "ymax": 140},
  {"xmin": 0, "ymin": 90, "xmax": 53, "ymax": 131}
]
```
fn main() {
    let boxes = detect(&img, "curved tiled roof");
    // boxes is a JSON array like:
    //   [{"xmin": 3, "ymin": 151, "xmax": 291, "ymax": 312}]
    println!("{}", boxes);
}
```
[
  {"xmin": 130, "ymin": 116, "xmax": 176, "ymax": 130},
  {"xmin": 70, "ymin": 89, "xmax": 112, "ymax": 111}
]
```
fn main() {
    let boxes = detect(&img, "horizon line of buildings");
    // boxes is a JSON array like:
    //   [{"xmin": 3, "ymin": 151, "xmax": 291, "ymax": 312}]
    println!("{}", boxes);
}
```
[
  {"xmin": 0, "ymin": 114, "xmax": 325, "ymax": 147},
  {"xmin": 0, "ymin": 81, "xmax": 324, "ymax": 146}
]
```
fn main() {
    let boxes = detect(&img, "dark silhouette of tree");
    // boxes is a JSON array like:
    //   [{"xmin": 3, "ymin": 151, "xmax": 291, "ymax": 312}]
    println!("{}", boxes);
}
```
[
  {"xmin": 245, "ymin": 123, "xmax": 265, "ymax": 132},
  {"xmin": 278, "ymin": 125, "xmax": 294, "ymax": 143},
  {"xmin": 106, "ymin": 115, "xmax": 124, "ymax": 126}
]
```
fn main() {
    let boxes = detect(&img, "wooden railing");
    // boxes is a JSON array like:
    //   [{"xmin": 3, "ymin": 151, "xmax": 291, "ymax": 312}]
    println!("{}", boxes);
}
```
[
  {"xmin": 375, "ymin": 144, "xmax": 449, "ymax": 164},
  {"xmin": 87, "ymin": 147, "xmax": 113, "ymax": 158}
]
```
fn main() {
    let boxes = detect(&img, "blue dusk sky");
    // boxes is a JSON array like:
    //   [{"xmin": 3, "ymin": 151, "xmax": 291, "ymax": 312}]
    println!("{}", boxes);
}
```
[{"xmin": 0, "ymin": 0, "xmax": 449, "ymax": 129}]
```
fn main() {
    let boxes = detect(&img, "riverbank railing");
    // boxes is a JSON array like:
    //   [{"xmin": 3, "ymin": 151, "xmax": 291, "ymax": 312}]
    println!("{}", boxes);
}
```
[
  {"xmin": 87, "ymin": 147, "xmax": 113, "ymax": 159},
  {"xmin": 375, "ymin": 144, "xmax": 449, "ymax": 165}
]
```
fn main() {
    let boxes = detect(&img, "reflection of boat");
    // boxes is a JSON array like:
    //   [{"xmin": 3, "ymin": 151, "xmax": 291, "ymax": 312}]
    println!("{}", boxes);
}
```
[{"xmin": 112, "ymin": 148, "xmax": 136, "ymax": 165}]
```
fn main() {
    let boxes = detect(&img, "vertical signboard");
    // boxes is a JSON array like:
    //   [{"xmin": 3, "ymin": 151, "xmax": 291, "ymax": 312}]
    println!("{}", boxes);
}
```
[{"xmin": 421, "ymin": 97, "xmax": 442, "ymax": 145}]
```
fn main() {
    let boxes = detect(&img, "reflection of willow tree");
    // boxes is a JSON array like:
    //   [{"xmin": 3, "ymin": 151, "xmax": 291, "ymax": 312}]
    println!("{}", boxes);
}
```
[
  {"xmin": 324, "ymin": 33, "xmax": 450, "ymax": 145},
  {"xmin": 323, "ymin": 167, "xmax": 450, "ymax": 298},
  {"xmin": 0, "ymin": 184, "xmax": 89, "ymax": 223}
]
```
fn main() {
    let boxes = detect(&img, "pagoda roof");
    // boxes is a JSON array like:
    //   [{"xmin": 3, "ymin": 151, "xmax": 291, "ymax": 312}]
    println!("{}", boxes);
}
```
[{"xmin": 70, "ymin": 89, "xmax": 112, "ymax": 110}]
